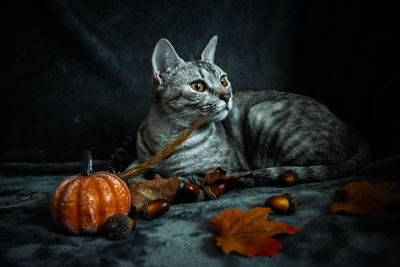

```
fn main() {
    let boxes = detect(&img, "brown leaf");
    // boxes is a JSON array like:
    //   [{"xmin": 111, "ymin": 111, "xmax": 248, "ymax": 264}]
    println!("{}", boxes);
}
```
[
  {"xmin": 208, "ymin": 207, "xmax": 300, "ymax": 257},
  {"xmin": 129, "ymin": 174, "xmax": 180, "ymax": 211},
  {"xmin": 330, "ymin": 181, "xmax": 400, "ymax": 216},
  {"xmin": 202, "ymin": 167, "xmax": 262, "ymax": 186}
]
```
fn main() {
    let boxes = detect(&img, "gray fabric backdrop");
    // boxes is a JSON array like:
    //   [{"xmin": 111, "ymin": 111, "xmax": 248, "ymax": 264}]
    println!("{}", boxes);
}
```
[{"xmin": 2, "ymin": 0, "xmax": 399, "ymax": 166}]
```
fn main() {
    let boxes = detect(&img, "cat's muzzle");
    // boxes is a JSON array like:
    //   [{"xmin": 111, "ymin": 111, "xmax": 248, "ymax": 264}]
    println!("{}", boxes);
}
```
[{"xmin": 219, "ymin": 92, "xmax": 231, "ymax": 103}]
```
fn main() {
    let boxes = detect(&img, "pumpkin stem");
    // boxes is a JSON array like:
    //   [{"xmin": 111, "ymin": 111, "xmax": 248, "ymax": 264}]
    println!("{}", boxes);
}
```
[{"xmin": 82, "ymin": 150, "xmax": 94, "ymax": 176}]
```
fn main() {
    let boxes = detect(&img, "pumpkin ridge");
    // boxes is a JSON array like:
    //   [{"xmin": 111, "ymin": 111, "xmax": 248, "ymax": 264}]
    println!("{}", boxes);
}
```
[
  {"xmin": 110, "ymin": 172, "xmax": 130, "ymax": 214},
  {"xmin": 79, "ymin": 176, "xmax": 92, "ymax": 233},
  {"xmin": 94, "ymin": 174, "xmax": 107, "ymax": 226},
  {"xmin": 52, "ymin": 176, "xmax": 74, "ymax": 226},
  {"xmin": 60, "ymin": 177, "xmax": 81, "ymax": 234},
  {"xmin": 81, "ymin": 176, "xmax": 102, "ymax": 233},
  {"xmin": 103, "ymin": 173, "xmax": 120, "ymax": 212},
  {"xmin": 88, "ymin": 176, "xmax": 101, "ymax": 232},
  {"xmin": 75, "ymin": 177, "xmax": 82, "ymax": 233},
  {"xmin": 101, "ymin": 174, "xmax": 118, "ymax": 217},
  {"xmin": 116, "ymin": 174, "xmax": 130, "ymax": 214}
]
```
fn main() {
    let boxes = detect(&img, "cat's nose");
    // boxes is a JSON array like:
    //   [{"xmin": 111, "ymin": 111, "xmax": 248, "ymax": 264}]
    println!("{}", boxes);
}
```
[{"xmin": 219, "ymin": 92, "xmax": 231, "ymax": 103}]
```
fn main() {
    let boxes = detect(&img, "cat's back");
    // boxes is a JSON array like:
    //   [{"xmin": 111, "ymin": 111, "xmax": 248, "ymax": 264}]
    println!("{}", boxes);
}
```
[
  {"xmin": 233, "ymin": 89, "xmax": 322, "ymax": 111},
  {"xmin": 228, "ymin": 89, "xmax": 354, "ymax": 169},
  {"xmin": 229, "ymin": 89, "xmax": 334, "ymax": 126}
]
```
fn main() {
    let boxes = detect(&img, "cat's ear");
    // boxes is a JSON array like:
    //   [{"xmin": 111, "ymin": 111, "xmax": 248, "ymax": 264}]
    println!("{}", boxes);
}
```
[
  {"xmin": 152, "ymin": 38, "xmax": 185, "ymax": 83},
  {"xmin": 196, "ymin": 35, "xmax": 218, "ymax": 62}
]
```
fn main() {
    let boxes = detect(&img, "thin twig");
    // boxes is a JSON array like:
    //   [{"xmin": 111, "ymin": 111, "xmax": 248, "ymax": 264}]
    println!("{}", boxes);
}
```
[
  {"xmin": 0, "ymin": 198, "xmax": 43, "ymax": 210},
  {"xmin": 0, "ymin": 192, "xmax": 49, "ymax": 210},
  {"xmin": 118, "ymin": 114, "xmax": 209, "ymax": 180}
]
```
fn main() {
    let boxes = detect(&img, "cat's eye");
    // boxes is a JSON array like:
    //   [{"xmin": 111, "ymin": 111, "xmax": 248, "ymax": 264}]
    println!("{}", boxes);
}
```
[
  {"xmin": 220, "ymin": 75, "xmax": 228, "ymax": 87},
  {"xmin": 190, "ymin": 81, "xmax": 205, "ymax": 92}
]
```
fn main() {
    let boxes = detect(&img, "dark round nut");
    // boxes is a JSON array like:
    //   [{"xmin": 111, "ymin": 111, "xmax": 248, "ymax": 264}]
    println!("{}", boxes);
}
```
[
  {"xmin": 143, "ymin": 199, "xmax": 170, "ymax": 219},
  {"xmin": 102, "ymin": 214, "xmax": 133, "ymax": 240},
  {"xmin": 180, "ymin": 183, "xmax": 204, "ymax": 202},
  {"xmin": 278, "ymin": 171, "xmax": 299, "ymax": 186},
  {"xmin": 264, "ymin": 193, "xmax": 298, "ymax": 215}
]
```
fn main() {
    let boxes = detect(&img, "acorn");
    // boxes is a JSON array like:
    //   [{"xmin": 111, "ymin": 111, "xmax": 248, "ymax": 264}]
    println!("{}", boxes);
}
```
[
  {"xmin": 264, "ymin": 193, "xmax": 298, "ymax": 215},
  {"xmin": 180, "ymin": 183, "xmax": 204, "ymax": 202},
  {"xmin": 278, "ymin": 171, "xmax": 299, "ymax": 186},
  {"xmin": 204, "ymin": 183, "xmax": 227, "ymax": 199},
  {"xmin": 102, "ymin": 214, "xmax": 133, "ymax": 240},
  {"xmin": 143, "ymin": 199, "xmax": 170, "ymax": 219}
]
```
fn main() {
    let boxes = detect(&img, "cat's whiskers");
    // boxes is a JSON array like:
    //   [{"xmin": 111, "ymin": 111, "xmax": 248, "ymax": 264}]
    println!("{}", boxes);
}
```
[
  {"xmin": 183, "ymin": 47, "xmax": 193, "ymax": 60},
  {"xmin": 201, "ymin": 106, "xmax": 214, "ymax": 112},
  {"xmin": 201, "ymin": 103, "xmax": 220, "ymax": 112},
  {"xmin": 167, "ymin": 109, "xmax": 199, "ymax": 120}
]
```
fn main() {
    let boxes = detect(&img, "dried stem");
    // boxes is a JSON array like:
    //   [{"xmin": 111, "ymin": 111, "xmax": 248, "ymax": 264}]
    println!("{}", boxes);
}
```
[
  {"xmin": 0, "ymin": 192, "xmax": 48, "ymax": 210},
  {"xmin": 82, "ymin": 150, "xmax": 94, "ymax": 176},
  {"xmin": 118, "ymin": 114, "xmax": 209, "ymax": 180}
]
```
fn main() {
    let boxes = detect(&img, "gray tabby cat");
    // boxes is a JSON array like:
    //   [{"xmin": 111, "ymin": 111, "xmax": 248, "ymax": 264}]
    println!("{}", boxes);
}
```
[{"xmin": 131, "ymin": 36, "xmax": 370, "ymax": 188}]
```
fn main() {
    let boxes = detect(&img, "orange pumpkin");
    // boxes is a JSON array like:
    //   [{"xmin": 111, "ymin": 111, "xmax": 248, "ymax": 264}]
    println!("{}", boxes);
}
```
[{"xmin": 51, "ymin": 151, "xmax": 131, "ymax": 234}]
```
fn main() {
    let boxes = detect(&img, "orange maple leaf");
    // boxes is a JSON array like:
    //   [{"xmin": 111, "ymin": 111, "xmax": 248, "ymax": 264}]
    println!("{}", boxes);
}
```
[
  {"xmin": 208, "ymin": 207, "xmax": 300, "ymax": 257},
  {"xmin": 330, "ymin": 181, "xmax": 400, "ymax": 216},
  {"xmin": 129, "ymin": 174, "xmax": 180, "ymax": 211}
]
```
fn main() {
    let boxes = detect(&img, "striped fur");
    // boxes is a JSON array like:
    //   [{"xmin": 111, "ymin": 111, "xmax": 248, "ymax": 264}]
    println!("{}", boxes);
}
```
[{"xmin": 131, "ymin": 37, "xmax": 370, "ymax": 187}]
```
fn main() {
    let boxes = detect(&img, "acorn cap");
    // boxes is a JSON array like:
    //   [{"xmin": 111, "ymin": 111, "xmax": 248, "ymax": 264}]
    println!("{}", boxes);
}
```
[
  {"xmin": 283, "ymin": 193, "xmax": 298, "ymax": 214},
  {"xmin": 203, "ymin": 183, "xmax": 227, "ymax": 200},
  {"xmin": 102, "ymin": 214, "xmax": 132, "ymax": 240},
  {"xmin": 203, "ymin": 186, "xmax": 216, "ymax": 199}
]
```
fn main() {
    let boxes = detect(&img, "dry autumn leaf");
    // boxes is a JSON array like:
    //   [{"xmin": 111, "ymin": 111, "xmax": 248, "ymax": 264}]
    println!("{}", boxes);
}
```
[
  {"xmin": 208, "ymin": 207, "xmax": 300, "ymax": 257},
  {"xmin": 330, "ymin": 181, "xmax": 400, "ymax": 216},
  {"xmin": 129, "ymin": 174, "xmax": 180, "ymax": 211}
]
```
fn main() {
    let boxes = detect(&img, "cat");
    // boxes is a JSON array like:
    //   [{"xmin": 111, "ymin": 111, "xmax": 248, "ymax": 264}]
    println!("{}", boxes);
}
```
[{"xmin": 127, "ymin": 35, "xmax": 370, "ymax": 188}]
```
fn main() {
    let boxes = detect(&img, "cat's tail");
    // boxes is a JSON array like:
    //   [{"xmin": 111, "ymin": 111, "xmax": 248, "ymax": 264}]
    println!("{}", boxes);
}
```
[{"xmin": 237, "ymin": 132, "xmax": 371, "ymax": 187}]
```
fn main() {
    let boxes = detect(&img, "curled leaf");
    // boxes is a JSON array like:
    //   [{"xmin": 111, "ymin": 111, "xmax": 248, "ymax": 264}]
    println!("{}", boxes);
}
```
[
  {"xmin": 330, "ymin": 181, "xmax": 400, "ymax": 216},
  {"xmin": 129, "ymin": 174, "xmax": 180, "ymax": 212},
  {"xmin": 208, "ymin": 207, "xmax": 300, "ymax": 257}
]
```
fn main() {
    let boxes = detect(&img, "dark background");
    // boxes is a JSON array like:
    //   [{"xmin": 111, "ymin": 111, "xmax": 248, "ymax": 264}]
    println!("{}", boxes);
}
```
[{"xmin": 1, "ymin": 0, "xmax": 399, "ymax": 169}]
